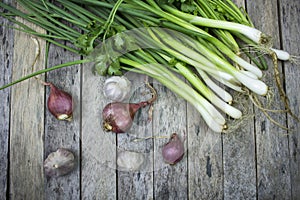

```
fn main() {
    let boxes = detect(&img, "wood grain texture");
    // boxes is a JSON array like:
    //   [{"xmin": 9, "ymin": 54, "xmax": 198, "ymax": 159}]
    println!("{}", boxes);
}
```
[
  {"xmin": 247, "ymin": 0, "xmax": 291, "ymax": 199},
  {"xmin": 222, "ymin": 0, "xmax": 257, "ymax": 199},
  {"xmin": 44, "ymin": 44, "xmax": 81, "ymax": 199},
  {"xmin": 117, "ymin": 74, "xmax": 154, "ymax": 200},
  {"xmin": 279, "ymin": 0, "xmax": 300, "ymax": 199},
  {"xmin": 187, "ymin": 109, "xmax": 223, "ymax": 200},
  {"xmin": 223, "ymin": 121, "xmax": 256, "ymax": 200},
  {"xmin": 153, "ymin": 80, "xmax": 188, "ymax": 200},
  {"xmin": 9, "ymin": 16, "xmax": 46, "ymax": 199},
  {"xmin": 81, "ymin": 63, "xmax": 117, "ymax": 200},
  {"xmin": 0, "ymin": 1, "xmax": 13, "ymax": 199}
]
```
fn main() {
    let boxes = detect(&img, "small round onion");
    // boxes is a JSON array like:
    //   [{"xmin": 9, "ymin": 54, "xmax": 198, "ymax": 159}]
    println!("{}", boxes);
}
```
[
  {"xmin": 46, "ymin": 83, "xmax": 73, "ymax": 121},
  {"xmin": 102, "ymin": 82, "xmax": 157, "ymax": 133},
  {"xmin": 103, "ymin": 76, "xmax": 131, "ymax": 102},
  {"xmin": 44, "ymin": 148, "xmax": 75, "ymax": 177},
  {"xmin": 162, "ymin": 133, "xmax": 184, "ymax": 165}
]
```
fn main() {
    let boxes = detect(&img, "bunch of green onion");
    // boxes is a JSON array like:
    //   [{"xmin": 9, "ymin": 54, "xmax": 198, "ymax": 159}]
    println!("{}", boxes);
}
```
[{"xmin": 0, "ymin": 0, "xmax": 294, "ymax": 132}]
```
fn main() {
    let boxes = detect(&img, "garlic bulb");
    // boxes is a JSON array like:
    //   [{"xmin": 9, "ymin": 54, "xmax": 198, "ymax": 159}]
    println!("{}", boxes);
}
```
[
  {"xmin": 103, "ymin": 76, "xmax": 131, "ymax": 102},
  {"xmin": 117, "ymin": 151, "xmax": 144, "ymax": 171},
  {"xmin": 44, "ymin": 148, "xmax": 75, "ymax": 177}
]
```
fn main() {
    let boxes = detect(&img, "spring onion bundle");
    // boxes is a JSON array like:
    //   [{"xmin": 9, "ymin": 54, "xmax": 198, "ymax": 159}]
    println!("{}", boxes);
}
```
[{"xmin": 0, "ymin": 0, "xmax": 297, "ymax": 132}]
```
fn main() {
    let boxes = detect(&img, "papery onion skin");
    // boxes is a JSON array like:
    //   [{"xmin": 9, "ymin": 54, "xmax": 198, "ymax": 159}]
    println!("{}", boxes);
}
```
[
  {"xmin": 44, "ymin": 148, "xmax": 75, "ymax": 177},
  {"xmin": 117, "ymin": 151, "xmax": 144, "ymax": 171},
  {"xmin": 47, "ymin": 83, "xmax": 73, "ymax": 121},
  {"xmin": 162, "ymin": 133, "xmax": 184, "ymax": 165}
]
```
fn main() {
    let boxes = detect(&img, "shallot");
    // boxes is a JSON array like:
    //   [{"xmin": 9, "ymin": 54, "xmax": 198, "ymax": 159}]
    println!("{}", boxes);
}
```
[
  {"xmin": 102, "ymin": 83, "xmax": 156, "ymax": 133},
  {"xmin": 162, "ymin": 133, "xmax": 184, "ymax": 165},
  {"xmin": 45, "ymin": 82, "xmax": 73, "ymax": 121}
]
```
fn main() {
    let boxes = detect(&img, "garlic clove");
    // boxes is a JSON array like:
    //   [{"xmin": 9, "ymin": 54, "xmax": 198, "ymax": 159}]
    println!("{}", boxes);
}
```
[
  {"xmin": 117, "ymin": 150, "xmax": 144, "ymax": 171},
  {"xmin": 103, "ymin": 76, "xmax": 131, "ymax": 102},
  {"xmin": 47, "ymin": 83, "xmax": 73, "ymax": 121},
  {"xmin": 44, "ymin": 148, "xmax": 75, "ymax": 177}
]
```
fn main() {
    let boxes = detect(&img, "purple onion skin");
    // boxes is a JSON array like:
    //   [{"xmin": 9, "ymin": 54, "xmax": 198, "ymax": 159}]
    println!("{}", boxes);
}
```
[
  {"xmin": 102, "ymin": 102, "xmax": 148, "ymax": 133},
  {"xmin": 162, "ymin": 133, "xmax": 184, "ymax": 165},
  {"xmin": 102, "ymin": 83, "xmax": 157, "ymax": 133},
  {"xmin": 47, "ymin": 83, "xmax": 73, "ymax": 121}
]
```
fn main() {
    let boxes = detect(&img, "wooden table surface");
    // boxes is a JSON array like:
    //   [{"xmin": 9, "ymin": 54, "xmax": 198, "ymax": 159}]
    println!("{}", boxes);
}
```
[{"xmin": 0, "ymin": 0, "xmax": 300, "ymax": 199}]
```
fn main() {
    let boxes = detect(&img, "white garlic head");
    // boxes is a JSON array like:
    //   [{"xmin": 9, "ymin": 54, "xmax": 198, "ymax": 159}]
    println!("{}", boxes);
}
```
[
  {"xmin": 117, "ymin": 151, "xmax": 144, "ymax": 171},
  {"xmin": 103, "ymin": 76, "xmax": 131, "ymax": 102}
]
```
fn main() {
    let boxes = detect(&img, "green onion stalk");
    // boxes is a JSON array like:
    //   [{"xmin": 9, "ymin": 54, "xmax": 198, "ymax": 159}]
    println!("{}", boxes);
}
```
[{"xmin": 0, "ymin": 0, "xmax": 295, "ymax": 131}]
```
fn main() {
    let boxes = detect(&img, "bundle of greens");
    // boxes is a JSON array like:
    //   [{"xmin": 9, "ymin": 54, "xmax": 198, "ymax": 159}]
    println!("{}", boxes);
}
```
[{"xmin": 0, "ymin": 0, "xmax": 296, "ymax": 132}]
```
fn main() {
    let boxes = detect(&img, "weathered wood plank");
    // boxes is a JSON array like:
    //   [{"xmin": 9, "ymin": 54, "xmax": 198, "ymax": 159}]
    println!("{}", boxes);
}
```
[
  {"xmin": 222, "ymin": 0, "xmax": 257, "ymax": 199},
  {"xmin": 117, "ymin": 74, "xmax": 154, "ymax": 200},
  {"xmin": 153, "ymin": 80, "xmax": 188, "ymax": 200},
  {"xmin": 44, "ymin": 45, "xmax": 81, "ymax": 199},
  {"xmin": 223, "ymin": 120, "xmax": 256, "ymax": 200},
  {"xmin": 187, "ymin": 110, "xmax": 223, "ymax": 200},
  {"xmin": 9, "ymin": 16, "xmax": 46, "ymax": 199},
  {"xmin": 279, "ymin": 0, "xmax": 300, "ymax": 199},
  {"xmin": 81, "ymin": 63, "xmax": 117, "ymax": 199},
  {"xmin": 247, "ymin": 0, "xmax": 291, "ymax": 199},
  {"xmin": 0, "ymin": 1, "xmax": 14, "ymax": 199}
]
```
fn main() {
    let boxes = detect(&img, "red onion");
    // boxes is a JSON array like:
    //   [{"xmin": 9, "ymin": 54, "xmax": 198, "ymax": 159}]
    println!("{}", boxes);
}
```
[
  {"xmin": 45, "ymin": 82, "xmax": 73, "ymax": 121},
  {"xmin": 102, "ymin": 83, "xmax": 157, "ymax": 133},
  {"xmin": 162, "ymin": 133, "xmax": 184, "ymax": 165}
]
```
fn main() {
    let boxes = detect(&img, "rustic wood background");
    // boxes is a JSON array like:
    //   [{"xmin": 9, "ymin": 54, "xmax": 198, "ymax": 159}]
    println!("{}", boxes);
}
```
[{"xmin": 0, "ymin": 0, "xmax": 299, "ymax": 199}]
